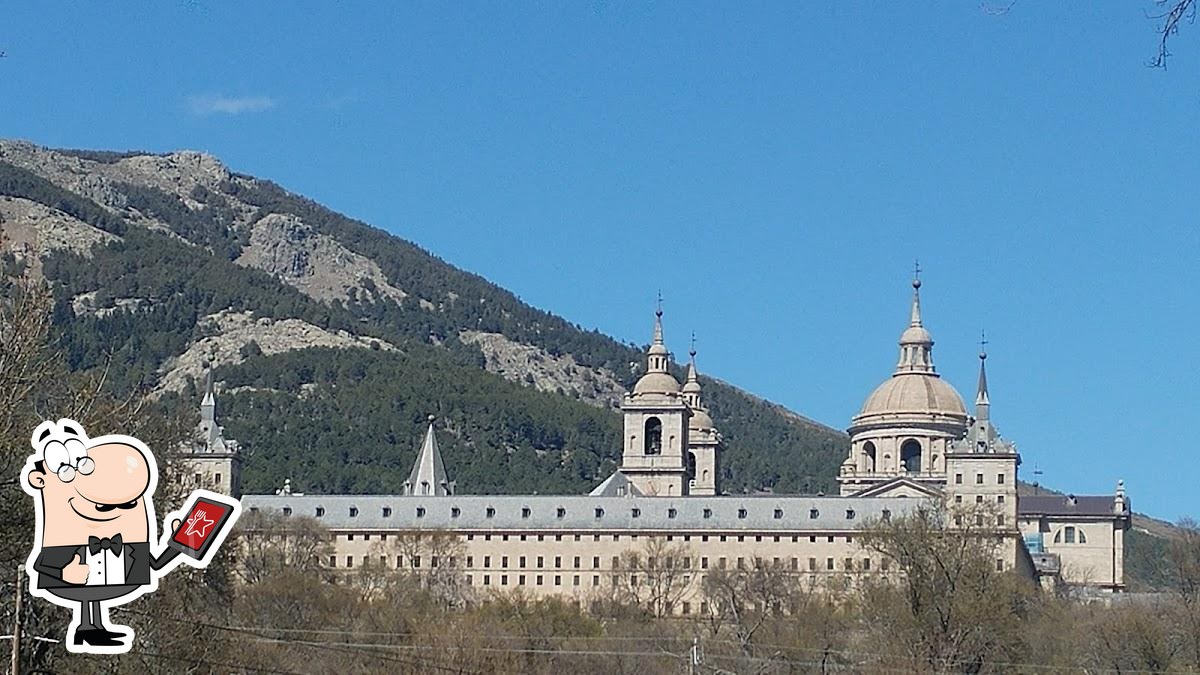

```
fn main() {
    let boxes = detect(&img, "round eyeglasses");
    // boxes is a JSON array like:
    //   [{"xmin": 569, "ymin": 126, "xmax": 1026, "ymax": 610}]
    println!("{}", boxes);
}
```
[{"xmin": 56, "ymin": 456, "xmax": 95, "ymax": 483}]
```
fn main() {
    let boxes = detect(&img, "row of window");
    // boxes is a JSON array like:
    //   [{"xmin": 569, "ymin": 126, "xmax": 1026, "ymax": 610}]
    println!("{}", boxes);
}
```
[
  {"xmin": 953, "ymin": 514, "xmax": 1007, "ymax": 527},
  {"xmin": 276, "ymin": 504, "xmax": 886, "ymax": 521},
  {"xmin": 339, "ymin": 532, "xmax": 859, "ymax": 544},
  {"xmin": 953, "ymin": 494, "xmax": 1006, "ymax": 505},
  {"xmin": 953, "ymin": 472, "xmax": 1007, "ymax": 485},
  {"xmin": 329, "ymin": 554, "xmax": 894, "ymax": 573}
]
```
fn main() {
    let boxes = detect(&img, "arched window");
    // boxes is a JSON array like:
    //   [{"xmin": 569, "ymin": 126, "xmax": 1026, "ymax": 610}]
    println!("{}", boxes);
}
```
[
  {"xmin": 862, "ymin": 441, "xmax": 877, "ymax": 472},
  {"xmin": 686, "ymin": 452, "xmax": 697, "ymax": 479},
  {"xmin": 900, "ymin": 440, "xmax": 922, "ymax": 473},
  {"xmin": 644, "ymin": 417, "xmax": 663, "ymax": 455},
  {"xmin": 1054, "ymin": 526, "xmax": 1087, "ymax": 544}
]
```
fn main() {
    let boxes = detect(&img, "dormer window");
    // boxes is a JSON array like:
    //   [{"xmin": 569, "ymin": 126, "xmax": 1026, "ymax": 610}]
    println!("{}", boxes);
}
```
[
  {"xmin": 557, "ymin": 507, "xmax": 566, "ymax": 519},
  {"xmin": 737, "ymin": 508, "xmax": 747, "ymax": 519},
  {"xmin": 882, "ymin": 509, "xmax": 891, "ymax": 521},
  {"xmin": 416, "ymin": 507, "xmax": 426, "ymax": 518},
  {"xmin": 349, "ymin": 506, "xmax": 359, "ymax": 518},
  {"xmin": 631, "ymin": 508, "xmax": 641, "ymax": 518},
  {"xmin": 702, "ymin": 508, "xmax": 712, "ymax": 519},
  {"xmin": 773, "ymin": 509, "xmax": 783, "ymax": 519},
  {"xmin": 315, "ymin": 506, "xmax": 325, "ymax": 517},
  {"xmin": 595, "ymin": 507, "xmax": 604, "ymax": 518},
  {"xmin": 451, "ymin": 507, "xmax": 461, "ymax": 518},
  {"xmin": 382, "ymin": 507, "xmax": 392, "ymax": 518},
  {"xmin": 282, "ymin": 507, "xmax": 292, "ymax": 516},
  {"xmin": 668, "ymin": 508, "xmax": 677, "ymax": 519},
  {"xmin": 522, "ymin": 507, "xmax": 532, "ymax": 518},
  {"xmin": 486, "ymin": 507, "xmax": 496, "ymax": 518},
  {"xmin": 846, "ymin": 509, "xmax": 856, "ymax": 520},
  {"xmin": 809, "ymin": 509, "xmax": 819, "ymax": 519}
]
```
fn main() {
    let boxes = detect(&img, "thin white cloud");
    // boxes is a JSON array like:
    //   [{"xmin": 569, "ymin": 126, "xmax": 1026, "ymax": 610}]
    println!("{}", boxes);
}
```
[{"xmin": 187, "ymin": 94, "xmax": 277, "ymax": 116}]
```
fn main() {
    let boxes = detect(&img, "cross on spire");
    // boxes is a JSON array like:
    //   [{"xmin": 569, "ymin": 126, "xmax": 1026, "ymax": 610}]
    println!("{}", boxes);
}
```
[
  {"xmin": 689, "ymin": 332, "xmax": 697, "ymax": 358},
  {"xmin": 655, "ymin": 290, "xmax": 663, "ymax": 318},
  {"xmin": 979, "ymin": 329, "xmax": 988, "ymax": 359},
  {"xmin": 913, "ymin": 259, "xmax": 922, "ymax": 287}
]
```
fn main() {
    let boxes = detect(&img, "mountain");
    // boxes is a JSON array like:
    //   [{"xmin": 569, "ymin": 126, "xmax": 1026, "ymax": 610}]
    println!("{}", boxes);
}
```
[{"xmin": 0, "ymin": 139, "xmax": 848, "ymax": 498}]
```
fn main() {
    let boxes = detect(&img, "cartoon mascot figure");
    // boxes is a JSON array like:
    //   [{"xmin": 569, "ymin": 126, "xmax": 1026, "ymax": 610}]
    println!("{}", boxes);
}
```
[{"xmin": 20, "ymin": 418, "xmax": 240, "ymax": 654}]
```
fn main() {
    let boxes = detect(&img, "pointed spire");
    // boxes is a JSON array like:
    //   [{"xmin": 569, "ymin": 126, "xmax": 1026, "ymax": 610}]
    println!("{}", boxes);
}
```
[
  {"xmin": 404, "ymin": 415, "xmax": 454, "ymax": 496},
  {"xmin": 647, "ymin": 293, "xmax": 669, "ymax": 364},
  {"xmin": 976, "ymin": 331, "xmax": 991, "ymax": 420},
  {"xmin": 200, "ymin": 369, "xmax": 216, "ymax": 426},
  {"xmin": 910, "ymin": 261, "xmax": 924, "ymax": 328},
  {"xmin": 683, "ymin": 334, "xmax": 702, "ymax": 401},
  {"xmin": 895, "ymin": 266, "xmax": 936, "ymax": 374}
]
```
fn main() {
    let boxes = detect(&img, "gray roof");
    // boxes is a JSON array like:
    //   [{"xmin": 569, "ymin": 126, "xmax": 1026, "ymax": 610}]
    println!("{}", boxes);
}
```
[
  {"xmin": 1018, "ymin": 495, "xmax": 1121, "ymax": 518},
  {"xmin": 402, "ymin": 424, "xmax": 453, "ymax": 496},
  {"xmin": 241, "ymin": 494, "xmax": 920, "ymax": 532},
  {"xmin": 588, "ymin": 471, "xmax": 643, "ymax": 497}
]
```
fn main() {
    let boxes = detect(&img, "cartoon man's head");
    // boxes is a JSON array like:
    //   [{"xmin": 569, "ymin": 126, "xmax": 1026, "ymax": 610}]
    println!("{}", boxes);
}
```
[{"xmin": 24, "ymin": 420, "xmax": 155, "ymax": 546}]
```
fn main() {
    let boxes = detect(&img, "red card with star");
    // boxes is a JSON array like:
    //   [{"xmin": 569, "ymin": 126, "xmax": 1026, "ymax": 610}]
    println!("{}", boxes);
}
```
[{"xmin": 170, "ymin": 496, "xmax": 235, "ymax": 559}]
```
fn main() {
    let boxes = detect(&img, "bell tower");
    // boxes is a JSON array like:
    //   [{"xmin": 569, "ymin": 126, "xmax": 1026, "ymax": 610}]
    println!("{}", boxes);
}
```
[
  {"xmin": 620, "ymin": 300, "xmax": 690, "ymax": 496},
  {"xmin": 682, "ymin": 341, "xmax": 720, "ymax": 496}
]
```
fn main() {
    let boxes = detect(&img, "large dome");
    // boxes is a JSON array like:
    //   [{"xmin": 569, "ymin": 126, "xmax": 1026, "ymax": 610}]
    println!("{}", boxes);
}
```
[{"xmin": 857, "ymin": 372, "xmax": 967, "ymax": 420}]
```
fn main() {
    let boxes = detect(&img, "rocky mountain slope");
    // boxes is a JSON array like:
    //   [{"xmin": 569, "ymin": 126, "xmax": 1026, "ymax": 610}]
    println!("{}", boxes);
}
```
[{"xmin": 0, "ymin": 139, "xmax": 847, "ymax": 497}]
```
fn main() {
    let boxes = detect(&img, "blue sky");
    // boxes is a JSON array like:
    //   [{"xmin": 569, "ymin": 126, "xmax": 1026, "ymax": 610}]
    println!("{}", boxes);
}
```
[{"xmin": 2, "ymin": 3, "xmax": 1197, "ymax": 521}]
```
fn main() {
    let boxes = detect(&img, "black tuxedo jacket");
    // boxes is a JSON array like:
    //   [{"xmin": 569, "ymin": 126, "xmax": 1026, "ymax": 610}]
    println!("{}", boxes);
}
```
[{"xmin": 33, "ymin": 541, "xmax": 161, "ymax": 589}]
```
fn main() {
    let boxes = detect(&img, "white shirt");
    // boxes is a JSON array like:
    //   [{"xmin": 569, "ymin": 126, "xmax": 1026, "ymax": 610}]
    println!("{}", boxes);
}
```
[{"xmin": 84, "ymin": 546, "xmax": 126, "ymax": 586}]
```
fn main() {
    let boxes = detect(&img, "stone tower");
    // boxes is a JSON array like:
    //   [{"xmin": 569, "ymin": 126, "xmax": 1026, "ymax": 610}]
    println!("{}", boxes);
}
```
[
  {"xmin": 945, "ymin": 344, "xmax": 1022, "ymax": 568},
  {"xmin": 682, "ymin": 344, "xmax": 720, "ymax": 496},
  {"xmin": 620, "ymin": 303, "xmax": 691, "ymax": 496},
  {"xmin": 839, "ymin": 274, "xmax": 969, "ymax": 495},
  {"xmin": 182, "ymin": 371, "xmax": 243, "ymax": 498}
]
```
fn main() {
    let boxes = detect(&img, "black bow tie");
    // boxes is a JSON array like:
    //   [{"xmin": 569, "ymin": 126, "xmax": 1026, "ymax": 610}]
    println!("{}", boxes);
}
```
[{"xmin": 88, "ymin": 534, "xmax": 123, "ymax": 556}]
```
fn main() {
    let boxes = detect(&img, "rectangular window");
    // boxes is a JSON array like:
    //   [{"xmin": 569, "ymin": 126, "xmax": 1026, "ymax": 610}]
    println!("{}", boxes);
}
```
[
  {"xmin": 791, "ymin": 558, "xmax": 799, "ymax": 571},
  {"xmin": 537, "ymin": 575, "xmax": 544, "ymax": 585},
  {"xmin": 501, "ymin": 574, "xmax": 508, "ymax": 586},
  {"xmin": 997, "ymin": 515, "xmax": 1006, "ymax": 526},
  {"xmin": 538, "ymin": 556, "xmax": 544, "ymax": 568},
  {"xmin": 593, "ymin": 556, "xmax": 600, "ymax": 569},
  {"xmin": 809, "ymin": 557, "xmax": 816, "ymax": 571},
  {"xmin": 413, "ymin": 556, "xmax": 421, "ymax": 569},
  {"xmin": 976, "ymin": 473, "xmax": 984, "ymax": 485},
  {"xmin": 483, "ymin": 575, "xmax": 490, "ymax": 586},
  {"xmin": 329, "ymin": 555, "xmax": 337, "ymax": 567},
  {"xmin": 483, "ymin": 556, "xmax": 491, "ymax": 569},
  {"xmin": 467, "ymin": 556, "xmax": 473, "ymax": 568},
  {"xmin": 996, "ymin": 559, "xmax": 1004, "ymax": 571},
  {"xmin": 826, "ymin": 558, "xmax": 834, "ymax": 571},
  {"xmin": 519, "ymin": 574, "xmax": 526, "ymax": 585},
  {"xmin": 997, "ymin": 473, "xmax": 1006, "ymax": 485},
  {"xmin": 718, "ymin": 557, "xmax": 727, "ymax": 569},
  {"xmin": 574, "ymin": 556, "xmax": 581, "ymax": 569},
  {"xmin": 555, "ymin": 556, "xmax": 562, "ymax": 569},
  {"xmin": 431, "ymin": 556, "xmax": 439, "ymax": 568},
  {"xmin": 955, "ymin": 495, "xmax": 963, "ymax": 504},
  {"xmin": 520, "ymin": 556, "xmax": 526, "ymax": 568},
  {"xmin": 955, "ymin": 473, "xmax": 963, "ymax": 484},
  {"xmin": 593, "ymin": 575, "xmax": 600, "ymax": 586},
  {"xmin": 998, "ymin": 495, "xmax": 1006, "ymax": 504},
  {"xmin": 554, "ymin": 575, "xmax": 562, "ymax": 586},
  {"xmin": 501, "ymin": 556, "xmax": 508, "ymax": 567},
  {"xmin": 862, "ymin": 558, "xmax": 871, "ymax": 571},
  {"xmin": 612, "ymin": 556, "xmax": 620, "ymax": 569},
  {"xmin": 396, "ymin": 555, "xmax": 403, "ymax": 568},
  {"xmin": 881, "ymin": 558, "xmax": 890, "ymax": 572},
  {"xmin": 845, "ymin": 558, "xmax": 853, "ymax": 571},
  {"xmin": 573, "ymin": 575, "xmax": 580, "ymax": 586},
  {"xmin": 346, "ymin": 556, "xmax": 354, "ymax": 568},
  {"xmin": 701, "ymin": 557, "xmax": 709, "ymax": 569}
]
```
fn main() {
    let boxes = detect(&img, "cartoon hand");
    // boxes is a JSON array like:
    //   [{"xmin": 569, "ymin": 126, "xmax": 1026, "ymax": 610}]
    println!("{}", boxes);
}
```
[
  {"xmin": 63, "ymin": 558, "xmax": 89, "ymax": 584},
  {"xmin": 172, "ymin": 518, "xmax": 182, "ymax": 533}
]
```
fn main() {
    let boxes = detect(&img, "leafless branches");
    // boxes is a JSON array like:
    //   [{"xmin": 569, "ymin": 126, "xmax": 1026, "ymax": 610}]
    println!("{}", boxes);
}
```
[{"xmin": 1151, "ymin": 0, "xmax": 1198, "ymax": 68}]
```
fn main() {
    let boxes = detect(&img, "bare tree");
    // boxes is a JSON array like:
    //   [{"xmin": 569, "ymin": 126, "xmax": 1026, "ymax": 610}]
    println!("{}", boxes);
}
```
[
  {"xmin": 1151, "ymin": 0, "xmax": 1198, "ymax": 68},
  {"xmin": 610, "ymin": 537, "xmax": 694, "ymax": 617},
  {"xmin": 857, "ymin": 502, "xmax": 1035, "ymax": 673}
]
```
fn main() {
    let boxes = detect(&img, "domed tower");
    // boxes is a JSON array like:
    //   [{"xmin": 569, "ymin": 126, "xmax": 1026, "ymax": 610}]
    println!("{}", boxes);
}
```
[
  {"xmin": 620, "ymin": 302, "xmax": 691, "ymax": 496},
  {"xmin": 682, "ymin": 341, "xmax": 720, "ymax": 496},
  {"xmin": 838, "ymin": 274, "xmax": 969, "ymax": 496}
]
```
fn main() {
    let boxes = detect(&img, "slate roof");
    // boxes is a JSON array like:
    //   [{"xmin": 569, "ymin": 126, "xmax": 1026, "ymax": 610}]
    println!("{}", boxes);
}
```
[
  {"xmin": 241, "ymin": 494, "xmax": 920, "ymax": 532},
  {"xmin": 1018, "ymin": 495, "xmax": 1122, "ymax": 518}
]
